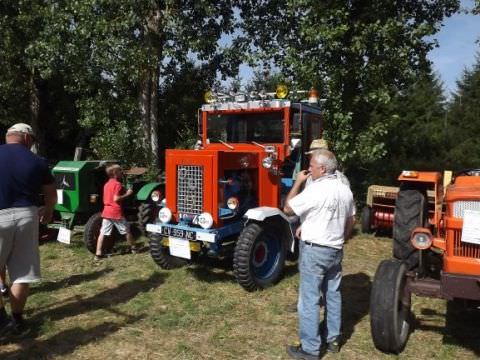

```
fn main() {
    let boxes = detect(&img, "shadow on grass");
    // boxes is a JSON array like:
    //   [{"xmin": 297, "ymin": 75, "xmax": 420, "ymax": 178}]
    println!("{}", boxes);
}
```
[
  {"xmin": 29, "ymin": 272, "xmax": 165, "ymax": 324},
  {"xmin": 341, "ymin": 272, "xmax": 372, "ymax": 344},
  {"xmin": 3, "ymin": 271, "xmax": 167, "ymax": 356},
  {"xmin": 32, "ymin": 268, "xmax": 114, "ymax": 293},
  {"xmin": 187, "ymin": 256, "xmax": 299, "ymax": 285},
  {"xmin": 416, "ymin": 300, "xmax": 480, "ymax": 356},
  {"xmin": 0, "ymin": 313, "xmax": 146, "ymax": 359},
  {"xmin": 187, "ymin": 257, "xmax": 236, "ymax": 284}
]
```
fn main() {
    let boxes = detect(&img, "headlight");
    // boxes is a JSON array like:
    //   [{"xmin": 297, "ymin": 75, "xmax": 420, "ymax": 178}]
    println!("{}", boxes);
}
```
[
  {"xmin": 227, "ymin": 197, "xmax": 239, "ymax": 210},
  {"xmin": 150, "ymin": 190, "xmax": 162, "ymax": 202},
  {"xmin": 198, "ymin": 212, "xmax": 213, "ymax": 229},
  {"xmin": 410, "ymin": 228, "xmax": 433, "ymax": 250},
  {"xmin": 158, "ymin": 207, "xmax": 172, "ymax": 224},
  {"xmin": 262, "ymin": 156, "xmax": 273, "ymax": 169}
]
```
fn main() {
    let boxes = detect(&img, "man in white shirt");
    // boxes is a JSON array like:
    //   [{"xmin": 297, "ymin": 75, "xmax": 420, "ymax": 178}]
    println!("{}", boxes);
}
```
[{"xmin": 284, "ymin": 149, "xmax": 355, "ymax": 359}]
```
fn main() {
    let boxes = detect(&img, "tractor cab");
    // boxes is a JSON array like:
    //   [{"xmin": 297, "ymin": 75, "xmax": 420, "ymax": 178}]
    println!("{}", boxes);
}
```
[{"xmin": 147, "ymin": 85, "xmax": 325, "ymax": 290}]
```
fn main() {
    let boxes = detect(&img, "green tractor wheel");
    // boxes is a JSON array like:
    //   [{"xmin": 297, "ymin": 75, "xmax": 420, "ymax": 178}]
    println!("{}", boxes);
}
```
[
  {"xmin": 137, "ymin": 203, "xmax": 155, "ymax": 236},
  {"xmin": 84, "ymin": 212, "xmax": 118, "ymax": 254}
]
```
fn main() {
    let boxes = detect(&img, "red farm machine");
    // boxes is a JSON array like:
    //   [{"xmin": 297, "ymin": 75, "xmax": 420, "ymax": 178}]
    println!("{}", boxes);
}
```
[
  {"xmin": 146, "ymin": 86, "xmax": 324, "ymax": 290},
  {"xmin": 370, "ymin": 169, "xmax": 480, "ymax": 353},
  {"xmin": 361, "ymin": 172, "xmax": 450, "ymax": 234}
]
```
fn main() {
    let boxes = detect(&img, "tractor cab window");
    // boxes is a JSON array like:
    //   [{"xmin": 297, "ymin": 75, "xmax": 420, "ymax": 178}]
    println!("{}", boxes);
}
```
[
  {"xmin": 304, "ymin": 113, "xmax": 322, "ymax": 151},
  {"xmin": 207, "ymin": 111, "xmax": 284, "ymax": 143}
]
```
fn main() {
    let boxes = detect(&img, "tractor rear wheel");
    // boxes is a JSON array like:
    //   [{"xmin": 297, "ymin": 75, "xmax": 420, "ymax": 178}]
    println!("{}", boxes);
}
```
[
  {"xmin": 361, "ymin": 206, "xmax": 373, "ymax": 233},
  {"xmin": 84, "ymin": 212, "xmax": 117, "ymax": 254},
  {"xmin": 392, "ymin": 184, "xmax": 428, "ymax": 268},
  {"xmin": 149, "ymin": 233, "xmax": 188, "ymax": 269},
  {"xmin": 370, "ymin": 259, "xmax": 412, "ymax": 354},
  {"xmin": 233, "ymin": 222, "xmax": 286, "ymax": 291}
]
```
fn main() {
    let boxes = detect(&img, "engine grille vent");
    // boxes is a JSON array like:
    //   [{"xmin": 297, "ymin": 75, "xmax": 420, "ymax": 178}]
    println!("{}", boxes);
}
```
[
  {"xmin": 177, "ymin": 165, "xmax": 203, "ymax": 215},
  {"xmin": 453, "ymin": 201, "xmax": 480, "ymax": 218},
  {"xmin": 453, "ymin": 230, "xmax": 480, "ymax": 259}
]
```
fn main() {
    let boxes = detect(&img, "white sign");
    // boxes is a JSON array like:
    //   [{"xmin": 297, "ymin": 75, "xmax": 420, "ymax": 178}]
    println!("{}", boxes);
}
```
[
  {"xmin": 57, "ymin": 227, "xmax": 71, "ymax": 245},
  {"xmin": 56, "ymin": 190, "xmax": 63, "ymax": 205},
  {"xmin": 168, "ymin": 237, "xmax": 191, "ymax": 259},
  {"xmin": 461, "ymin": 210, "xmax": 480, "ymax": 245}
]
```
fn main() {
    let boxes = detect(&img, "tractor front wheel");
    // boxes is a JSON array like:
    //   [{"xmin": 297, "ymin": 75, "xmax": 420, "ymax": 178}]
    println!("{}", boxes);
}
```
[
  {"xmin": 84, "ymin": 212, "xmax": 116, "ymax": 254},
  {"xmin": 233, "ymin": 222, "xmax": 286, "ymax": 291},
  {"xmin": 370, "ymin": 259, "xmax": 412, "ymax": 354},
  {"xmin": 149, "ymin": 233, "xmax": 188, "ymax": 269},
  {"xmin": 393, "ymin": 184, "xmax": 428, "ymax": 268}
]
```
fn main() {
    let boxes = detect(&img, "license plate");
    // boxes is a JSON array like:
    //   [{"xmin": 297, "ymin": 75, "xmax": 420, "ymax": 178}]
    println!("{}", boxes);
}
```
[{"xmin": 161, "ymin": 226, "xmax": 196, "ymax": 240}]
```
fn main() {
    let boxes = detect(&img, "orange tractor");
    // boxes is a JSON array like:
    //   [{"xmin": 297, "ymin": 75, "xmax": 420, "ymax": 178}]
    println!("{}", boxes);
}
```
[{"xmin": 370, "ymin": 170, "xmax": 480, "ymax": 353}]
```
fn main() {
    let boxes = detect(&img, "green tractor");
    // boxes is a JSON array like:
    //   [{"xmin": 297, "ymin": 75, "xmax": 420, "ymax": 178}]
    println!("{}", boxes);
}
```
[{"xmin": 50, "ymin": 160, "xmax": 163, "ymax": 252}]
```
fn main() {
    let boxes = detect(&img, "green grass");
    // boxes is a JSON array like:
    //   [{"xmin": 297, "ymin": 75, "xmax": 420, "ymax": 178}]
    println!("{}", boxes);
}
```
[{"xmin": 0, "ymin": 230, "xmax": 478, "ymax": 359}]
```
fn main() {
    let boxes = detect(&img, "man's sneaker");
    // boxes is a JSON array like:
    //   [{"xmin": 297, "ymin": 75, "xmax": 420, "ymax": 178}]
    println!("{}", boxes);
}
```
[
  {"xmin": 0, "ymin": 286, "xmax": 9, "ymax": 298},
  {"xmin": 130, "ymin": 246, "xmax": 139, "ymax": 254},
  {"xmin": 286, "ymin": 344, "xmax": 319, "ymax": 360},
  {"xmin": 327, "ymin": 338, "xmax": 341, "ymax": 353},
  {"xmin": 4, "ymin": 319, "xmax": 30, "ymax": 338},
  {"xmin": 94, "ymin": 254, "xmax": 106, "ymax": 262}
]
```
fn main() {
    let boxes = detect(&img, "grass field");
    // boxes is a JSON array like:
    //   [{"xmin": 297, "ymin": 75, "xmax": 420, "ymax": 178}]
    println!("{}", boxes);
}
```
[{"xmin": 0, "ymin": 230, "xmax": 478, "ymax": 359}]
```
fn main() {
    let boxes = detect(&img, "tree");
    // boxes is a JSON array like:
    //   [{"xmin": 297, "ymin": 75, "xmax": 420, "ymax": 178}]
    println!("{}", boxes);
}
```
[
  {"xmin": 238, "ymin": 0, "xmax": 460, "ymax": 172},
  {"xmin": 367, "ymin": 71, "xmax": 447, "ymax": 186},
  {"xmin": 0, "ymin": 1, "xmax": 242, "ymax": 166},
  {"xmin": 444, "ymin": 53, "xmax": 480, "ymax": 169}
]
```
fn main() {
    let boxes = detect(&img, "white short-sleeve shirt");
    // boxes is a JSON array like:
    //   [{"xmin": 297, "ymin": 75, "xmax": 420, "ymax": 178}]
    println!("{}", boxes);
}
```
[{"xmin": 288, "ymin": 174, "xmax": 355, "ymax": 249}]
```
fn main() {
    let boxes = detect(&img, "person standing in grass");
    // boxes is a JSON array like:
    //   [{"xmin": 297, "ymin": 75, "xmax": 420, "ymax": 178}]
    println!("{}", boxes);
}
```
[
  {"xmin": 95, "ymin": 164, "xmax": 137, "ymax": 261},
  {"xmin": 0, "ymin": 123, "xmax": 56, "ymax": 337},
  {"xmin": 284, "ymin": 149, "xmax": 355, "ymax": 359}
]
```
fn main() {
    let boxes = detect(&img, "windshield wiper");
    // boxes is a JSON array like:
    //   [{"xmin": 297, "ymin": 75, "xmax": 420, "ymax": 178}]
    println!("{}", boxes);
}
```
[
  {"xmin": 218, "ymin": 139, "xmax": 235, "ymax": 150},
  {"xmin": 251, "ymin": 141, "xmax": 266, "ymax": 149}
]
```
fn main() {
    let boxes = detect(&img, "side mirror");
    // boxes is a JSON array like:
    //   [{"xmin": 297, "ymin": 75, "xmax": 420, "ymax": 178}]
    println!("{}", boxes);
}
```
[{"xmin": 290, "ymin": 138, "xmax": 301, "ymax": 150}]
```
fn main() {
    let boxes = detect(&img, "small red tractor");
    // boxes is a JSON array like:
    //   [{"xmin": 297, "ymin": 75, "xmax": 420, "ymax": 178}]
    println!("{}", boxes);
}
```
[
  {"xmin": 370, "ymin": 170, "xmax": 480, "ymax": 353},
  {"xmin": 146, "ymin": 86, "xmax": 323, "ymax": 290}
]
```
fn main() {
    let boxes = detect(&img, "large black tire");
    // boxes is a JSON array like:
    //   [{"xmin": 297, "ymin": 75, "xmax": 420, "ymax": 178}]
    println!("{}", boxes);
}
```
[
  {"xmin": 233, "ymin": 222, "xmax": 286, "ymax": 291},
  {"xmin": 137, "ymin": 203, "xmax": 155, "ymax": 235},
  {"xmin": 392, "ymin": 184, "xmax": 428, "ymax": 268},
  {"xmin": 83, "ymin": 212, "xmax": 116, "ymax": 254},
  {"xmin": 361, "ymin": 206, "xmax": 373, "ymax": 233},
  {"xmin": 149, "ymin": 233, "xmax": 189, "ymax": 269},
  {"xmin": 370, "ymin": 259, "xmax": 412, "ymax": 354}
]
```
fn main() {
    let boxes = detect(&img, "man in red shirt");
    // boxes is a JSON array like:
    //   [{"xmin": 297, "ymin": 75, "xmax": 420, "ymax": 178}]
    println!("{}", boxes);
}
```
[{"xmin": 95, "ymin": 164, "xmax": 137, "ymax": 260}]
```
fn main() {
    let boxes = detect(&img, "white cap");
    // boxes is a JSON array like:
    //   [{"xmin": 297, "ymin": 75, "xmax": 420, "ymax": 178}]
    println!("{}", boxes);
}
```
[{"xmin": 7, "ymin": 123, "xmax": 36, "ymax": 138}]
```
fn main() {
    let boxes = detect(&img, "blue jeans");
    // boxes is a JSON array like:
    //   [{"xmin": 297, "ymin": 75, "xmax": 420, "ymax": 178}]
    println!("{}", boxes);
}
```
[{"xmin": 297, "ymin": 241, "xmax": 343, "ymax": 355}]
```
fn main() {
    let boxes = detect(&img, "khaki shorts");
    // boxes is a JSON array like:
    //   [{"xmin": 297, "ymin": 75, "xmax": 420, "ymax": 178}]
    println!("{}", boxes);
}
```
[
  {"xmin": 0, "ymin": 207, "xmax": 41, "ymax": 284},
  {"xmin": 100, "ymin": 218, "xmax": 130, "ymax": 236}
]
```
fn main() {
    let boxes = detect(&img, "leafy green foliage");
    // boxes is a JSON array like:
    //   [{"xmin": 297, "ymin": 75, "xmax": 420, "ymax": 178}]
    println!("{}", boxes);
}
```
[
  {"xmin": 238, "ymin": 0, "xmax": 460, "ymax": 170},
  {"xmin": 444, "ymin": 54, "xmax": 480, "ymax": 169}
]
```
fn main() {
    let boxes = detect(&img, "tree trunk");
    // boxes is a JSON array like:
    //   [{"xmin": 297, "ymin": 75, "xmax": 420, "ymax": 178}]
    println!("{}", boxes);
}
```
[
  {"xmin": 139, "ymin": 73, "xmax": 152, "ymax": 157},
  {"xmin": 149, "ymin": 67, "xmax": 159, "ymax": 168},
  {"xmin": 29, "ymin": 73, "xmax": 48, "ymax": 156}
]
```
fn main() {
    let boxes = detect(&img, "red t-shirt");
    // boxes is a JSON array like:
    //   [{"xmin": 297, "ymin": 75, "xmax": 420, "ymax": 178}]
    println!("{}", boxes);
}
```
[{"xmin": 101, "ymin": 178, "xmax": 124, "ymax": 219}]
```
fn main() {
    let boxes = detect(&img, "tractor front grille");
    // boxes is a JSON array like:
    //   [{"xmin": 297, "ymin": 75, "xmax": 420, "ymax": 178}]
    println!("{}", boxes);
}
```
[
  {"xmin": 177, "ymin": 165, "xmax": 203, "ymax": 215},
  {"xmin": 453, "ymin": 200, "xmax": 480, "ymax": 218},
  {"xmin": 453, "ymin": 230, "xmax": 480, "ymax": 259}
]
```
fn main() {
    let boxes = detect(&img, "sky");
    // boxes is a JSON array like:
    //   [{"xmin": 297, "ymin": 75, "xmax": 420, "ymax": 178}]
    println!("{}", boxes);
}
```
[{"xmin": 428, "ymin": 0, "xmax": 480, "ymax": 96}]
